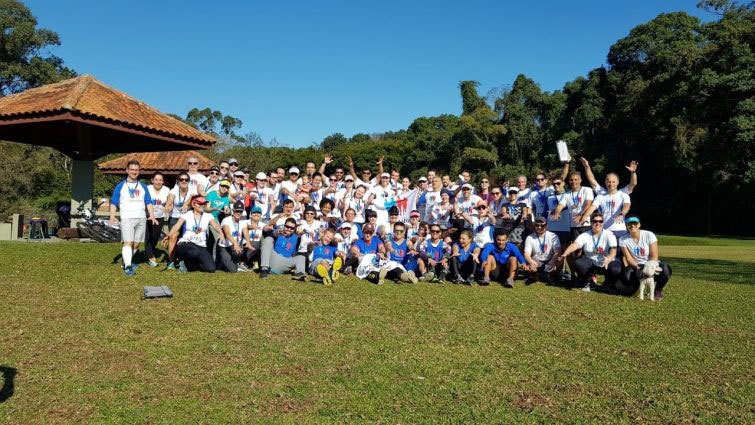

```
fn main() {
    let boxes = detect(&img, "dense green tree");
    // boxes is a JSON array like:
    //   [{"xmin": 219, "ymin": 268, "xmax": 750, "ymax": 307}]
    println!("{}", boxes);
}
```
[{"xmin": 321, "ymin": 133, "xmax": 348, "ymax": 151}]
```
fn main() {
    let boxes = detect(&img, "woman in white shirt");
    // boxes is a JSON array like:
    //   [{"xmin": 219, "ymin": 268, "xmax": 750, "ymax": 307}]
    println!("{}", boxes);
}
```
[
  {"xmin": 167, "ymin": 195, "xmax": 225, "ymax": 273},
  {"xmin": 145, "ymin": 172, "xmax": 170, "ymax": 267},
  {"xmin": 619, "ymin": 216, "xmax": 672, "ymax": 299}
]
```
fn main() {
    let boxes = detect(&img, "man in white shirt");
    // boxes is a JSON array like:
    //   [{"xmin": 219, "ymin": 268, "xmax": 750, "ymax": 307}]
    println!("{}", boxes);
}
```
[
  {"xmin": 553, "ymin": 171, "xmax": 595, "ymax": 242},
  {"xmin": 558, "ymin": 212, "xmax": 622, "ymax": 292},
  {"xmin": 184, "ymin": 156, "xmax": 208, "ymax": 196},
  {"xmin": 109, "ymin": 160, "xmax": 158, "ymax": 276},
  {"xmin": 523, "ymin": 217, "xmax": 562, "ymax": 284}
]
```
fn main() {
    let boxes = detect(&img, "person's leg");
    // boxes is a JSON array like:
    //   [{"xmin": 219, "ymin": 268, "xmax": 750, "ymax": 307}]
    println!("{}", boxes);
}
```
[
  {"xmin": 482, "ymin": 256, "xmax": 495, "ymax": 283},
  {"xmin": 131, "ymin": 218, "xmax": 146, "ymax": 263},
  {"xmin": 195, "ymin": 246, "xmax": 216, "ymax": 272},
  {"xmin": 450, "ymin": 257, "xmax": 461, "ymax": 281},
  {"xmin": 218, "ymin": 246, "xmax": 238, "ymax": 272},
  {"xmin": 656, "ymin": 262, "xmax": 672, "ymax": 292},
  {"xmin": 294, "ymin": 254, "xmax": 307, "ymax": 275},
  {"xmin": 269, "ymin": 252, "xmax": 295, "ymax": 274},
  {"xmin": 573, "ymin": 257, "xmax": 594, "ymax": 279},
  {"xmin": 618, "ymin": 266, "xmax": 640, "ymax": 296},
  {"xmin": 506, "ymin": 256, "xmax": 518, "ymax": 281},
  {"xmin": 120, "ymin": 218, "xmax": 137, "ymax": 269},
  {"xmin": 260, "ymin": 236, "xmax": 275, "ymax": 270},
  {"xmin": 604, "ymin": 259, "xmax": 623, "ymax": 286},
  {"xmin": 144, "ymin": 220, "xmax": 158, "ymax": 260}
]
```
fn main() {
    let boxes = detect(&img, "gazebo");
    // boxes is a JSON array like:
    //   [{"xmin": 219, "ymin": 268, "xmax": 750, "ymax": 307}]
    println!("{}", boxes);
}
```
[
  {"xmin": 0, "ymin": 75, "xmax": 215, "ymax": 214},
  {"xmin": 98, "ymin": 150, "xmax": 216, "ymax": 184}
]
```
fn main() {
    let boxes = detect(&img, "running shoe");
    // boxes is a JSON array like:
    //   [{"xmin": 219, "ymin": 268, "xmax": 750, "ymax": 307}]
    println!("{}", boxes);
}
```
[
  {"xmin": 124, "ymin": 265, "xmax": 136, "ymax": 277},
  {"xmin": 178, "ymin": 261, "xmax": 188, "ymax": 273},
  {"xmin": 480, "ymin": 276, "xmax": 491, "ymax": 286},
  {"xmin": 292, "ymin": 272, "xmax": 307, "ymax": 281},
  {"xmin": 331, "ymin": 257, "xmax": 343, "ymax": 282},
  {"xmin": 148, "ymin": 259, "xmax": 158, "ymax": 268},
  {"xmin": 419, "ymin": 271, "xmax": 434, "ymax": 282},
  {"xmin": 167, "ymin": 261, "xmax": 177, "ymax": 270},
  {"xmin": 316, "ymin": 263, "xmax": 331, "ymax": 286},
  {"xmin": 259, "ymin": 267, "xmax": 270, "ymax": 278},
  {"xmin": 503, "ymin": 278, "xmax": 515, "ymax": 288},
  {"xmin": 377, "ymin": 268, "xmax": 388, "ymax": 285}
]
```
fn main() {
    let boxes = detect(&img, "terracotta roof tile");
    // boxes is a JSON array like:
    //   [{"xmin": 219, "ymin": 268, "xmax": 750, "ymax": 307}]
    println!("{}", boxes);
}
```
[
  {"xmin": 98, "ymin": 150, "xmax": 215, "ymax": 174},
  {"xmin": 0, "ymin": 75, "xmax": 215, "ymax": 144}
]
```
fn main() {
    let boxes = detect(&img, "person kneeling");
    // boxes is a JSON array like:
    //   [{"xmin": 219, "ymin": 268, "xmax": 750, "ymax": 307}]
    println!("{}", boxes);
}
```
[
  {"xmin": 309, "ymin": 228, "xmax": 343, "ymax": 286},
  {"xmin": 618, "ymin": 216, "xmax": 672, "ymax": 299},
  {"xmin": 217, "ymin": 201, "xmax": 255, "ymax": 272},
  {"xmin": 480, "ymin": 231, "xmax": 525, "ymax": 287},
  {"xmin": 168, "ymin": 195, "xmax": 226, "ymax": 273},
  {"xmin": 523, "ymin": 217, "xmax": 564, "ymax": 284},
  {"xmin": 259, "ymin": 217, "xmax": 307, "ymax": 280},
  {"xmin": 558, "ymin": 212, "xmax": 621, "ymax": 292}
]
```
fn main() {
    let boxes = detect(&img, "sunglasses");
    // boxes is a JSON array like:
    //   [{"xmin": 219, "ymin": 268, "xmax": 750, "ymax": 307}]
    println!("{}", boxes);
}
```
[
  {"xmin": 290, "ymin": 172, "xmax": 299, "ymax": 176},
  {"xmin": 256, "ymin": 178, "xmax": 267, "ymax": 182},
  {"xmin": 481, "ymin": 181, "xmax": 489, "ymax": 184},
  {"xmin": 229, "ymin": 163, "xmax": 238, "ymax": 166},
  {"xmin": 220, "ymin": 166, "xmax": 229, "ymax": 169},
  {"xmin": 178, "ymin": 178, "xmax": 189, "ymax": 182},
  {"xmin": 394, "ymin": 229, "xmax": 405, "ymax": 233},
  {"xmin": 210, "ymin": 171, "xmax": 219, "ymax": 175},
  {"xmin": 536, "ymin": 177, "xmax": 546, "ymax": 181},
  {"xmin": 492, "ymin": 192, "xmax": 501, "ymax": 195},
  {"xmin": 284, "ymin": 226, "xmax": 296, "ymax": 230},
  {"xmin": 553, "ymin": 182, "xmax": 563, "ymax": 186},
  {"xmin": 430, "ymin": 230, "xmax": 441, "ymax": 234},
  {"xmin": 305, "ymin": 212, "xmax": 315, "ymax": 215},
  {"xmin": 362, "ymin": 172, "xmax": 371, "ymax": 175},
  {"xmin": 188, "ymin": 161, "xmax": 199, "ymax": 165},
  {"xmin": 363, "ymin": 231, "xmax": 374, "ymax": 235},
  {"xmin": 462, "ymin": 188, "xmax": 471, "ymax": 191},
  {"xmin": 592, "ymin": 220, "xmax": 604, "ymax": 224},
  {"xmin": 534, "ymin": 223, "xmax": 546, "ymax": 227}
]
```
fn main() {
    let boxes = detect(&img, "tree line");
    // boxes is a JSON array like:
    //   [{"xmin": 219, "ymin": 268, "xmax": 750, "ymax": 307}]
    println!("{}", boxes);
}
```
[{"xmin": 0, "ymin": 0, "xmax": 753, "ymax": 235}]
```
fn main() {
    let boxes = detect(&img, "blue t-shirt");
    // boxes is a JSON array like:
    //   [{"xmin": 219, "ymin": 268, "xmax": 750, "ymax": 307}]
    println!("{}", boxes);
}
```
[
  {"xmin": 455, "ymin": 242, "xmax": 478, "ymax": 262},
  {"xmin": 311, "ymin": 243, "xmax": 337, "ymax": 262},
  {"xmin": 424, "ymin": 240, "xmax": 445, "ymax": 262},
  {"xmin": 274, "ymin": 234, "xmax": 300, "ymax": 258},
  {"xmin": 480, "ymin": 242, "xmax": 525, "ymax": 264},
  {"xmin": 354, "ymin": 237, "xmax": 382, "ymax": 255},
  {"xmin": 205, "ymin": 191, "xmax": 230, "ymax": 221},
  {"xmin": 387, "ymin": 238, "xmax": 408, "ymax": 262}
]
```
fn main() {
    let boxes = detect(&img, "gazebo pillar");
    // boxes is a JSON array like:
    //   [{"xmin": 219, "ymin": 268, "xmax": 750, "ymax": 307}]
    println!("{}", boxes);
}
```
[{"xmin": 71, "ymin": 159, "xmax": 94, "ymax": 219}]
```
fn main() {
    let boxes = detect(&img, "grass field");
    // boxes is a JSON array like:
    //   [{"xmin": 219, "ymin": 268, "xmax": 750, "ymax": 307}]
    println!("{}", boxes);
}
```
[{"xmin": 1, "ymin": 236, "xmax": 754, "ymax": 423}]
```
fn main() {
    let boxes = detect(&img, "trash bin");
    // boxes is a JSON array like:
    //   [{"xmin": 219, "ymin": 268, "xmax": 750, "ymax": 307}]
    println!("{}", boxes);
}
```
[{"xmin": 29, "ymin": 217, "xmax": 48, "ymax": 239}]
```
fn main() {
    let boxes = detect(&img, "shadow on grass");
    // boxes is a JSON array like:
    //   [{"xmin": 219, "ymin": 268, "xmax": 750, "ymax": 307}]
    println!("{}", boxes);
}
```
[
  {"xmin": 0, "ymin": 365, "xmax": 16, "ymax": 403},
  {"xmin": 665, "ymin": 256, "xmax": 755, "ymax": 285}
]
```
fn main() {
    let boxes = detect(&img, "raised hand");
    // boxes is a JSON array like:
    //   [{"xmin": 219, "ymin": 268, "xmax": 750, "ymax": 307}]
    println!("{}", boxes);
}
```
[
  {"xmin": 625, "ymin": 160, "xmax": 638, "ymax": 173},
  {"xmin": 579, "ymin": 157, "xmax": 590, "ymax": 169},
  {"xmin": 324, "ymin": 154, "xmax": 333, "ymax": 164}
]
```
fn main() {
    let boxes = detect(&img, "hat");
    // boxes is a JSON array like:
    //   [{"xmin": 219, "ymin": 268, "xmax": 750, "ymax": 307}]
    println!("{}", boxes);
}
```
[
  {"xmin": 507, "ymin": 187, "xmax": 519, "ymax": 194},
  {"xmin": 388, "ymin": 206, "xmax": 399, "ymax": 216},
  {"xmin": 241, "ymin": 167, "xmax": 250, "ymax": 174},
  {"xmin": 210, "ymin": 165, "xmax": 220, "ymax": 172},
  {"xmin": 289, "ymin": 166, "xmax": 300, "ymax": 174},
  {"xmin": 380, "ymin": 172, "xmax": 390, "ymax": 178},
  {"xmin": 410, "ymin": 210, "xmax": 420, "ymax": 218},
  {"xmin": 233, "ymin": 170, "xmax": 245, "ymax": 177},
  {"xmin": 534, "ymin": 216, "xmax": 547, "ymax": 224},
  {"xmin": 340, "ymin": 222, "xmax": 352, "ymax": 229},
  {"xmin": 250, "ymin": 205, "xmax": 262, "ymax": 214},
  {"xmin": 304, "ymin": 205, "xmax": 317, "ymax": 214},
  {"xmin": 474, "ymin": 200, "xmax": 488, "ymax": 209},
  {"xmin": 344, "ymin": 175, "xmax": 354, "ymax": 181},
  {"xmin": 362, "ymin": 223, "xmax": 375, "ymax": 233},
  {"xmin": 219, "ymin": 179, "xmax": 231, "ymax": 187},
  {"xmin": 462, "ymin": 183, "xmax": 474, "ymax": 190},
  {"xmin": 232, "ymin": 201, "xmax": 245, "ymax": 211},
  {"xmin": 227, "ymin": 158, "xmax": 238, "ymax": 164},
  {"xmin": 418, "ymin": 177, "xmax": 428, "ymax": 183},
  {"xmin": 625, "ymin": 216, "xmax": 641, "ymax": 224},
  {"xmin": 255, "ymin": 172, "xmax": 267, "ymax": 180},
  {"xmin": 191, "ymin": 196, "xmax": 208, "ymax": 205}
]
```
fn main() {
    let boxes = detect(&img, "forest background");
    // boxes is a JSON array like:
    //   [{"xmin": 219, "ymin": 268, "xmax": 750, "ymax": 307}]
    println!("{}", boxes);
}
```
[{"xmin": 1, "ymin": 0, "xmax": 753, "ymax": 236}]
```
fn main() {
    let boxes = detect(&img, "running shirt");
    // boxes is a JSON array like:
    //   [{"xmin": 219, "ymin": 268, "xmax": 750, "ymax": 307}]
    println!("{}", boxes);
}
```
[
  {"xmin": 524, "ymin": 231, "xmax": 561, "ymax": 262},
  {"xmin": 185, "ymin": 172, "xmax": 209, "ymax": 194},
  {"xmin": 457, "ymin": 195, "xmax": 482, "ymax": 215},
  {"xmin": 273, "ymin": 233, "xmax": 300, "ymax": 258},
  {"xmin": 593, "ymin": 184, "xmax": 631, "ymax": 196},
  {"xmin": 308, "ymin": 188, "xmax": 325, "ymax": 211},
  {"xmin": 546, "ymin": 193, "xmax": 570, "ymax": 232},
  {"xmin": 386, "ymin": 238, "xmax": 408, "ymax": 262},
  {"xmin": 423, "ymin": 191, "xmax": 441, "ymax": 221},
  {"xmin": 503, "ymin": 201, "xmax": 528, "ymax": 221},
  {"xmin": 178, "ymin": 211, "xmax": 213, "ymax": 247},
  {"xmin": 619, "ymin": 230, "xmax": 657, "ymax": 265},
  {"xmin": 111, "ymin": 179, "xmax": 153, "ymax": 219},
  {"xmin": 249, "ymin": 186, "xmax": 274, "ymax": 218},
  {"xmin": 469, "ymin": 216, "xmax": 495, "ymax": 246},
  {"xmin": 354, "ymin": 237, "xmax": 382, "ymax": 255},
  {"xmin": 147, "ymin": 185, "xmax": 170, "ymax": 219},
  {"xmin": 454, "ymin": 242, "xmax": 479, "ymax": 262},
  {"xmin": 516, "ymin": 188, "xmax": 532, "ymax": 205},
  {"xmin": 558, "ymin": 186, "xmax": 594, "ymax": 227},
  {"xmin": 592, "ymin": 191, "xmax": 631, "ymax": 234},
  {"xmin": 421, "ymin": 239, "xmax": 447, "ymax": 262},
  {"xmin": 430, "ymin": 203, "xmax": 453, "ymax": 228},
  {"xmin": 528, "ymin": 188, "xmax": 555, "ymax": 219},
  {"xmin": 169, "ymin": 187, "xmax": 197, "ymax": 219},
  {"xmin": 345, "ymin": 197, "xmax": 368, "ymax": 223},
  {"xmin": 310, "ymin": 243, "xmax": 337, "ymax": 262},
  {"xmin": 574, "ymin": 230, "xmax": 617, "ymax": 266},
  {"xmin": 480, "ymin": 242, "xmax": 525, "ymax": 264},
  {"xmin": 298, "ymin": 220, "xmax": 322, "ymax": 253},
  {"xmin": 218, "ymin": 216, "xmax": 245, "ymax": 248},
  {"xmin": 205, "ymin": 191, "xmax": 230, "ymax": 222},
  {"xmin": 246, "ymin": 220, "xmax": 266, "ymax": 244},
  {"xmin": 335, "ymin": 232, "xmax": 358, "ymax": 255}
]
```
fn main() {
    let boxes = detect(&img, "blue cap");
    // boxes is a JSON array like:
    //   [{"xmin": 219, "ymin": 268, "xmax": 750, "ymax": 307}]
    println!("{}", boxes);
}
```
[
  {"xmin": 250, "ymin": 206, "xmax": 262, "ymax": 214},
  {"xmin": 625, "ymin": 216, "xmax": 640, "ymax": 224}
]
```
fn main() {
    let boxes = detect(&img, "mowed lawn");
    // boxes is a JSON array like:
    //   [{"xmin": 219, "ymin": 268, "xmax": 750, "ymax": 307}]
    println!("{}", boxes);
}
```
[{"xmin": 1, "ymin": 236, "xmax": 753, "ymax": 423}]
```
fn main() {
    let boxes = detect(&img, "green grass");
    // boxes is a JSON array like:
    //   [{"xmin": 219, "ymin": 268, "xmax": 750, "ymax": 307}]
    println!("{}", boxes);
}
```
[{"xmin": 1, "ymin": 238, "xmax": 754, "ymax": 424}]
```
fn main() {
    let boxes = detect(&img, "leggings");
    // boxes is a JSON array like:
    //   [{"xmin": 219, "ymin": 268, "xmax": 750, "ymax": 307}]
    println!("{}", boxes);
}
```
[
  {"xmin": 175, "ymin": 242, "xmax": 216, "ymax": 272},
  {"xmin": 217, "ymin": 246, "xmax": 256, "ymax": 272},
  {"xmin": 574, "ymin": 256, "xmax": 622, "ymax": 284},
  {"xmin": 619, "ymin": 262, "xmax": 672, "ymax": 295},
  {"xmin": 451, "ymin": 256, "xmax": 477, "ymax": 280},
  {"xmin": 144, "ymin": 217, "xmax": 165, "ymax": 260}
]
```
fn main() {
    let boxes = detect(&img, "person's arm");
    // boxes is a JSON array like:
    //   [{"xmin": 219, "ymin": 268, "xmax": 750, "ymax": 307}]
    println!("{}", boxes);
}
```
[
  {"xmin": 167, "ymin": 217, "xmax": 186, "ymax": 260},
  {"xmin": 471, "ymin": 246, "xmax": 481, "ymax": 263},
  {"xmin": 108, "ymin": 203, "xmax": 118, "ymax": 226},
  {"xmin": 625, "ymin": 160, "xmax": 638, "ymax": 193},
  {"xmin": 523, "ymin": 240, "xmax": 538, "ymax": 269},
  {"xmin": 649, "ymin": 241, "xmax": 659, "ymax": 262},
  {"xmin": 210, "ymin": 219, "xmax": 226, "ymax": 244},
  {"xmin": 551, "ymin": 202, "xmax": 564, "ymax": 220},
  {"xmin": 579, "ymin": 157, "xmax": 599, "ymax": 191},
  {"xmin": 263, "ymin": 214, "xmax": 282, "ymax": 232},
  {"xmin": 451, "ymin": 244, "xmax": 460, "ymax": 257},
  {"xmin": 616, "ymin": 200, "xmax": 631, "ymax": 224},
  {"xmin": 319, "ymin": 154, "xmax": 332, "ymax": 176},
  {"xmin": 241, "ymin": 225, "xmax": 253, "ymax": 250},
  {"xmin": 582, "ymin": 202, "xmax": 598, "ymax": 220},
  {"xmin": 602, "ymin": 247, "xmax": 617, "ymax": 268},
  {"xmin": 377, "ymin": 241, "xmax": 387, "ymax": 259},
  {"xmin": 558, "ymin": 241, "xmax": 581, "ymax": 260},
  {"xmin": 560, "ymin": 161, "xmax": 570, "ymax": 181},
  {"xmin": 146, "ymin": 204, "xmax": 158, "ymax": 225},
  {"xmin": 222, "ymin": 223, "xmax": 242, "ymax": 253},
  {"xmin": 347, "ymin": 156, "xmax": 358, "ymax": 181},
  {"xmin": 621, "ymin": 245, "xmax": 640, "ymax": 269},
  {"xmin": 376, "ymin": 156, "xmax": 384, "ymax": 176},
  {"xmin": 576, "ymin": 199, "xmax": 593, "ymax": 224},
  {"xmin": 511, "ymin": 244, "xmax": 526, "ymax": 264},
  {"xmin": 350, "ymin": 243, "xmax": 362, "ymax": 259}
]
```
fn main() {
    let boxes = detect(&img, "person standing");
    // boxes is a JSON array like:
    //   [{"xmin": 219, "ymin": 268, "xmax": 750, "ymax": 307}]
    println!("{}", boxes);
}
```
[
  {"xmin": 145, "ymin": 172, "xmax": 170, "ymax": 267},
  {"xmin": 582, "ymin": 173, "xmax": 631, "ymax": 239},
  {"xmin": 109, "ymin": 160, "xmax": 159, "ymax": 276}
]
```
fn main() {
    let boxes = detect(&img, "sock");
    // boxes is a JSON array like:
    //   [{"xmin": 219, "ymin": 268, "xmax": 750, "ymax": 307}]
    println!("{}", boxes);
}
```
[{"xmin": 122, "ymin": 245, "xmax": 133, "ymax": 268}]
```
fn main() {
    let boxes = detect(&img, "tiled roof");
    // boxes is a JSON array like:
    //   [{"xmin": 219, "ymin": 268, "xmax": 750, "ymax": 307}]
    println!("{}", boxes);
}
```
[
  {"xmin": 0, "ymin": 75, "xmax": 215, "ymax": 144},
  {"xmin": 98, "ymin": 150, "xmax": 215, "ymax": 174}
]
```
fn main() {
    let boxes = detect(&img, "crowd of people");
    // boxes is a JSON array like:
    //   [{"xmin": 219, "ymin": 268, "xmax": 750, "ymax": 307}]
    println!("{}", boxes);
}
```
[{"xmin": 109, "ymin": 153, "xmax": 672, "ymax": 298}]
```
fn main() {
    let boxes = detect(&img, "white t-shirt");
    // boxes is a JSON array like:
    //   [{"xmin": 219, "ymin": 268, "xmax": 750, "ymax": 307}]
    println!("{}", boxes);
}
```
[
  {"xmin": 186, "ymin": 172, "xmax": 209, "ymax": 194},
  {"xmin": 112, "ymin": 179, "xmax": 150, "ymax": 219},
  {"xmin": 147, "ymin": 185, "xmax": 170, "ymax": 219},
  {"xmin": 619, "ymin": 230, "xmax": 657, "ymax": 265},
  {"xmin": 308, "ymin": 188, "xmax": 326, "ymax": 211},
  {"xmin": 593, "ymin": 184, "xmax": 631, "ymax": 196},
  {"xmin": 178, "ymin": 211, "xmax": 214, "ymax": 247},
  {"xmin": 246, "ymin": 219, "xmax": 266, "ymax": 244},
  {"xmin": 470, "ymin": 216, "xmax": 495, "ymax": 246},
  {"xmin": 516, "ymin": 188, "xmax": 532, "ymax": 205},
  {"xmin": 524, "ymin": 231, "xmax": 561, "ymax": 262},
  {"xmin": 528, "ymin": 188, "xmax": 555, "ymax": 219},
  {"xmin": 546, "ymin": 193, "xmax": 570, "ymax": 232},
  {"xmin": 249, "ymin": 186, "xmax": 274, "ymax": 218},
  {"xmin": 368, "ymin": 185, "xmax": 395, "ymax": 226},
  {"xmin": 431, "ymin": 203, "xmax": 453, "ymax": 228},
  {"xmin": 574, "ymin": 230, "xmax": 617, "ymax": 266},
  {"xmin": 558, "ymin": 187, "xmax": 594, "ymax": 227},
  {"xmin": 298, "ymin": 220, "xmax": 322, "ymax": 253},
  {"xmin": 345, "ymin": 197, "xmax": 367, "ymax": 223},
  {"xmin": 280, "ymin": 180, "xmax": 299, "ymax": 199},
  {"xmin": 335, "ymin": 232, "xmax": 358, "ymax": 255},
  {"xmin": 169, "ymin": 187, "xmax": 197, "ymax": 219},
  {"xmin": 219, "ymin": 216, "xmax": 245, "ymax": 248},
  {"xmin": 423, "ymin": 191, "xmax": 442, "ymax": 221},
  {"xmin": 457, "ymin": 195, "xmax": 482, "ymax": 215},
  {"xmin": 592, "ymin": 191, "xmax": 631, "ymax": 233}
]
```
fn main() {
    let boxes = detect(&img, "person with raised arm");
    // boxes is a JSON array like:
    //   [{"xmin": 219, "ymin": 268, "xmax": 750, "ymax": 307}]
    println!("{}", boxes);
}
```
[
  {"xmin": 581, "ymin": 173, "xmax": 631, "ymax": 239},
  {"xmin": 579, "ymin": 157, "xmax": 638, "ymax": 195}
]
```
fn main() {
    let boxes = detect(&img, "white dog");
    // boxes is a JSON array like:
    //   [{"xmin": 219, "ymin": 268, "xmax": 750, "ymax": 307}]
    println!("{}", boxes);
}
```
[{"xmin": 639, "ymin": 260, "xmax": 661, "ymax": 301}]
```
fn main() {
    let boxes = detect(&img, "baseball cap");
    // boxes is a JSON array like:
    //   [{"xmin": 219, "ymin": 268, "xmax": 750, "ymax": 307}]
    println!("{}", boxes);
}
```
[
  {"xmin": 250, "ymin": 205, "xmax": 262, "ymax": 214},
  {"xmin": 410, "ymin": 210, "xmax": 420, "ymax": 218},
  {"xmin": 380, "ymin": 172, "xmax": 390, "ymax": 178},
  {"xmin": 210, "ymin": 165, "xmax": 220, "ymax": 172},
  {"xmin": 232, "ymin": 201, "xmax": 245, "ymax": 211},
  {"xmin": 255, "ymin": 172, "xmax": 267, "ymax": 180},
  {"xmin": 344, "ymin": 175, "xmax": 354, "ymax": 181},
  {"xmin": 191, "ymin": 196, "xmax": 208, "ymax": 205},
  {"xmin": 289, "ymin": 166, "xmax": 300, "ymax": 174},
  {"xmin": 340, "ymin": 222, "xmax": 353, "ymax": 229},
  {"xmin": 534, "ymin": 216, "xmax": 547, "ymax": 224},
  {"xmin": 233, "ymin": 171, "xmax": 245, "ymax": 177},
  {"xmin": 625, "ymin": 216, "xmax": 641, "ymax": 224},
  {"xmin": 227, "ymin": 158, "xmax": 238, "ymax": 164},
  {"xmin": 219, "ymin": 179, "xmax": 231, "ymax": 187},
  {"xmin": 507, "ymin": 187, "xmax": 519, "ymax": 193},
  {"xmin": 418, "ymin": 177, "xmax": 428, "ymax": 183},
  {"xmin": 462, "ymin": 183, "xmax": 474, "ymax": 190},
  {"xmin": 304, "ymin": 205, "xmax": 317, "ymax": 214},
  {"xmin": 474, "ymin": 200, "xmax": 488, "ymax": 208}
]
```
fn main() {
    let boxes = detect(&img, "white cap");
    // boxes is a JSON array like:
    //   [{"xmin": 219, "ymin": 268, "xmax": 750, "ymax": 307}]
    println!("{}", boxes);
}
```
[
  {"xmin": 255, "ymin": 172, "xmax": 267, "ymax": 180},
  {"xmin": 418, "ymin": 177, "xmax": 428, "ymax": 182},
  {"xmin": 508, "ymin": 187, "xmax": 519, "ymax": 193},
  {"xmin": 233, "ymin": 171, "xmax": 245, "ymax": 177},
  {"xmin": 289, "ymin": 166, "xmax": 300, "ymax": 174},
  {"xmin": 380, "ymin": 172, "xmax": 390, "ymax": 178},
  {"xmin": 462, "ymin": 183, "xmax": 474, "ymax": 189},
  {"xmin": 344, "ymin": 175, "xmax": 354, "ymax": 181},
  {"xmin": 340, "ymin": 222, "xmax": 352, "ymax": 229}
]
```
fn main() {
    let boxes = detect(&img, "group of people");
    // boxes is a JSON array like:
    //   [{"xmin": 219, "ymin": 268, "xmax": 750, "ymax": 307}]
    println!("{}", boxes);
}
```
[{"xmin": 109, "ymin": 153, "xmax": 671, "ymax": 297}]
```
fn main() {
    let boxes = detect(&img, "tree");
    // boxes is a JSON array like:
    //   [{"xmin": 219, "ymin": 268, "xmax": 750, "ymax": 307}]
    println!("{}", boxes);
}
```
[
  {"xmin": 321, "ymin": 133, "xmax": 348, "ymax": 151},
  {"xmin": 0, "ymin": 0, "xmax": 76, "ymax": 96}
]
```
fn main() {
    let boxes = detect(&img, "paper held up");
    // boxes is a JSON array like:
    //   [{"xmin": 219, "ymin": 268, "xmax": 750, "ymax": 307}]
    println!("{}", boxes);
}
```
[{"xmin": 556, "ymin": 140, "xmax": 571, "ymax": 162}]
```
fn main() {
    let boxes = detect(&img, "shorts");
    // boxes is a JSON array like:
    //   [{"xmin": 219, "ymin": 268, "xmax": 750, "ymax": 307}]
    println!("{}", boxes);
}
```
[
  {"xmin": 570, "ymin": 226, "xmax": 589, "ymax": 243},
  {"xmin": 308, "ymin": 258, "xmax": 332, "ymax": 275},
  {"xmin": 121, "ymin": 217, "xmax": 146, "ymax": 243}
]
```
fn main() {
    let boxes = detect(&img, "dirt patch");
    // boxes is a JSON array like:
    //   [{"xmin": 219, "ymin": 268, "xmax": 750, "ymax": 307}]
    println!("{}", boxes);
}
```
[{"xmin": 512, "ymin": 390, "xmax": 554, "ymax": 411}]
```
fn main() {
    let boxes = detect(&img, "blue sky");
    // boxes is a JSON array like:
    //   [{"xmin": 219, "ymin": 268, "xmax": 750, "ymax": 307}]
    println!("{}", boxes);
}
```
[{"xmin": 27, "ymin": 0, "xmax": 707, "ymax": 147}]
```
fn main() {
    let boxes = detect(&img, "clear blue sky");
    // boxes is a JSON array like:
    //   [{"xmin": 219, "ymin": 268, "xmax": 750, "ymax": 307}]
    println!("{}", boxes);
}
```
[{"xmin": 27, "ymin": 0, "xmax": 707, "ymax": 147}]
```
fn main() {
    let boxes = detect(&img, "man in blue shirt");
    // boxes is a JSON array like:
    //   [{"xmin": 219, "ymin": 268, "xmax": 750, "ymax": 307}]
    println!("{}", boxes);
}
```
[
  {"xmin": 259, "ymin": 217, "xmax": 306, "ymax": 280},
  {"xmin": 480, "ymin": 230, "xmax": 526, "ymax": 287}
]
